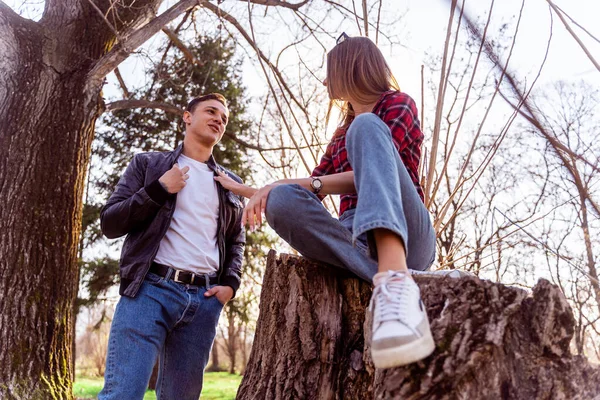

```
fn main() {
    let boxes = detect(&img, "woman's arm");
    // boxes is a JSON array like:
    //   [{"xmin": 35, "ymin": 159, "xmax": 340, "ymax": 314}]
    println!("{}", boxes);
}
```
[
  {"xmin": 276, "ymin": 171, "xmax": 356, "ymax": 195},
  {"xmin": 241, "ymin": 171, "xmax": 357, "ymax": 231},
  {"xmin": 214, "ymin": 171, "xmax": 258, "ymax": 198},
  {"xmin": 216, "ymin": 170, "xmax": 356, "ymax": 199}
]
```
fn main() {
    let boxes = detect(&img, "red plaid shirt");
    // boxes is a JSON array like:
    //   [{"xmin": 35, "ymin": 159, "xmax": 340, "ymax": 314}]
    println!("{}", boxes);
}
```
[{"xmin": 312, "ymin": 90, "xmax": 424, "ymax": 216}]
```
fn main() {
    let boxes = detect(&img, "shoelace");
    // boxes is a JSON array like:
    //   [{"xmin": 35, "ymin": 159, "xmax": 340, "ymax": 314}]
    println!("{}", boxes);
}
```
[{"xmin": 370, "ymin": 271, "xmax": 415, "ymax": 328}]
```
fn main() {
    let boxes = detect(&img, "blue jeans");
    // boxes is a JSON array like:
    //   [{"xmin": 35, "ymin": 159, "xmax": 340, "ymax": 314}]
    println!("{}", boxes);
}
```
[
  {"xmin": 98, "ymin": 271, "xmax": 223, "ymax": 400},
  {"xmin": 266, "ymin": 113, "xmax": 435, "ymax": 281}
]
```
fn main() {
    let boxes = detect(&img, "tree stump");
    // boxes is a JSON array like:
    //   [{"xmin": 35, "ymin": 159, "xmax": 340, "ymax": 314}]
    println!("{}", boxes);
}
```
[{"xmin": 237, "ymin": 251, "xmax": 600, "ymax": 400}]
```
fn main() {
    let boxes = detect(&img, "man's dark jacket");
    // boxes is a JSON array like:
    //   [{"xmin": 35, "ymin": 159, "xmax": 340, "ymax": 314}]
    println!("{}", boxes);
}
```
[{"xmin": 100, "ymin": 144, "xmax": 245, "ymax": 298}]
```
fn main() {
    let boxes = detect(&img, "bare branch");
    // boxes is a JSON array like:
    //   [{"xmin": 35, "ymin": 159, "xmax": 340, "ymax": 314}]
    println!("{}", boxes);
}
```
[
  {"xmin": 161, "ymin": 26, "xmax": 205, "ymax": 66},
  {"xmin": 361, "ymin": 0, "xmax": 368, "ymax": 37},
  {"xmin": 550, "ymin": 2, "xmax": 600, "ymax": 45},
  {"xmin": 243, "ymin": 0, "xmax": 312, "ymax": 173},
  {"xmin": 113, "ymin": 67, "xmax": 130, "ymax": 98},
  {"xmin": 0, "ymin": 1, "xmax": 39, "ymax": 30},
  {"xmin": 201, "ymin": 2, "xmax": 315, "ymax": 124},
  {"xmin": 84, "ymin": 0, "xmax": 120, "ymax": 39},
  {"xmin": 223, "ymin": 133, "xmax": 324, "ymax": 152},
  {"xmin": 351, "ymin": 0, "xmax": 362, "ymax": 35},
  {"xmin": 547, "ymin": 0, "xmax": 600, "ymax": 73},
  {"xmin": 430, "ymin": 0, "xmax": 494, "ymax": 206},
  {"xmin": 147, "ymin": 9, "xmax": 192, "ymax": 95},
  {"xmin": 89, "ymin": 0, "xmax": 201, "ymax": 82},
  {"xmin": 105, "ymin": 99, "xmax": 183, "ymax": 114},
  {"xmin": 201, "ymin": 2, "xmax": 323, "ymax": 171},
  {"xmin": 424, "ymin": 0, "xmax": 458, "ymax": 206},
  {"xmin": 375, "ymin": 0, "xmax": 382, "ymax": 44},
  {"xmin": 236, "ymin": 0, "xmax": 309, "ymax": 11}
]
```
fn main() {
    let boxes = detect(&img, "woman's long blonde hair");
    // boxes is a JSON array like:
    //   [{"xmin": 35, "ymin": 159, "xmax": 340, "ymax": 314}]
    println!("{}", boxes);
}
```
[{"xmin": 326, "ymin": 36, "xmax": 400, "ymax": 129}]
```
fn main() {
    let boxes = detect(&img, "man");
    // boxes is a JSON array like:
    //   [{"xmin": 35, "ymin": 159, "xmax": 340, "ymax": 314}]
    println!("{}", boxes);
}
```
[{"xmin": 98, "ymin": 93, "xmax": 245, "ymax": 400}]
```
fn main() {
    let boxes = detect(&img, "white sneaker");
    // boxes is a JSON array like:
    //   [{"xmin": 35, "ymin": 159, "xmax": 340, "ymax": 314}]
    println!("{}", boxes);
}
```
[
  {"xmin": 410, "ymin": 268, "xmax": 473, "ymax": 279},
  {"xmin": 370, "ymin": 270, "xmax": 435, "ymax": 369}
]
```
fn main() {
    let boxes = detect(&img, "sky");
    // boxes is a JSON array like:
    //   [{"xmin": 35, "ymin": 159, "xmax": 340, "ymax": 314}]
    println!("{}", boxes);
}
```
[{"xmin": 6, "ymin": 0, "xmax": 598, "ymax": 100}]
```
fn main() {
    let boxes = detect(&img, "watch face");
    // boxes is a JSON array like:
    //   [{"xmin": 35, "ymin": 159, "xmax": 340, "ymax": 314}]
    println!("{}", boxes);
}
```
[{"xmin": 313, "ymin": 179, "xmax": 322, "ymax": 189}]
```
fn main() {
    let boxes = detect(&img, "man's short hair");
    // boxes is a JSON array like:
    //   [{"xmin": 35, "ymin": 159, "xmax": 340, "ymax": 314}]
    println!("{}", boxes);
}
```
[{"xmin": 185, "ymin": 93, "xmax": 228, "ymax": 114}]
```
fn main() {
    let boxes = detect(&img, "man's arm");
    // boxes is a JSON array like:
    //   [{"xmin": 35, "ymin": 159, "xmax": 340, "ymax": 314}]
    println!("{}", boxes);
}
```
[{"xmin": 100, "ymin": 155, "xmax": 173, "ymax": 239}]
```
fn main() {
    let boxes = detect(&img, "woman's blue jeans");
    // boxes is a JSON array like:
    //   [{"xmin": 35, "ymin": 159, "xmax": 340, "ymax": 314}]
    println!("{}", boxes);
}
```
[
  {"xmin": 98, "ymin": 271, "xmax": 223, "ymax": 400},
  {"xmin": 266, "ymin": 113, "xmax": 436, "ymax": 281}
]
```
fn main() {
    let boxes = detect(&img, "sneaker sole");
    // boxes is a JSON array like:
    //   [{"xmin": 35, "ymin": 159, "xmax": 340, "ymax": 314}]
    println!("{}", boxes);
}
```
[
  {"xmin": 410, "ymin": 269, "xmax": 473, "ymax": 279},
  {"xmin": 371, "ymin": 331, "xmax": 436, "ymax": 369}
]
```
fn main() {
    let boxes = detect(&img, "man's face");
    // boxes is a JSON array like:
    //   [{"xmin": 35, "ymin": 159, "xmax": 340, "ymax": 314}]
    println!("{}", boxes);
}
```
[{"xmin": 183, "ymin": 99, "xmax": 229, "ymax": 147}]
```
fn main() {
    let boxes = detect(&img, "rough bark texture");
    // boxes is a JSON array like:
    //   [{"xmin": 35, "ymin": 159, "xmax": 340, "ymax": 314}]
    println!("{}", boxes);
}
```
[
  {"xmin": 0, "ymin": 1, "xmax": 161, "ymax": 398},
  {"xmin": 238, "ymin": 251, "xmax": 600, "ymax": 400}
]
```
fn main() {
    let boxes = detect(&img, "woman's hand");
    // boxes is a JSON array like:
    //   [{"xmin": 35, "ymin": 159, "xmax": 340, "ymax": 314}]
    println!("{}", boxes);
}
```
[
  {"xmin": 214, "ymin": 170, "xmax": 257, "ymax": 199},
  {"xmin": 214, "ymin": 170, "xmax": 241, "ymax": 192},
  {"xmin": 243, "ymin": 184, "xmax": 278, "ymax": 231}
]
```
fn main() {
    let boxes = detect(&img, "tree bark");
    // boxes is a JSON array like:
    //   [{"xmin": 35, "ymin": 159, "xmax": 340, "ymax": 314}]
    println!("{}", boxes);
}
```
[
  {"xmin": 227, "ymin": 310, "xmax": 238, "ymax": 375},
  {"xmin": 238, "ymin": 251, "xmax": 600, "ymax": 400},
  {"xmin": 0, "ymin": 1, "xmax": 162, "ymax": 398},
  {"xmin": 207, "ymin": 342, "xmax": 224, "ymax": 372},
  {"xmin": 148, "ymin": 361, "xmax": 159, "ymax": 390}
]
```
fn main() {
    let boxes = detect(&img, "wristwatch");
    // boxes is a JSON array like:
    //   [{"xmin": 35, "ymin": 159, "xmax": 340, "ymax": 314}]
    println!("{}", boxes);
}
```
[{"xmin": 310, "ymin": 176, "xmax": 323, "ymax": 194}]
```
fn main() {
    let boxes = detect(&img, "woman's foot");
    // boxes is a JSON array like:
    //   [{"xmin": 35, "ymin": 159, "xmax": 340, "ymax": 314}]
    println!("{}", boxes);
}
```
[{"xmin": 370, "ymin": 270, "xmax": 435, "ymax": 368}]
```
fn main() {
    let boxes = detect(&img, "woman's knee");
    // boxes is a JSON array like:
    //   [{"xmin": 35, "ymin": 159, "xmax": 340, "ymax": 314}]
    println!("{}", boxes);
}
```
[
  {"xmin": 346, "ymin": 113, "xmax": 390, "ymax": 149},
  {"xmin": 265, "ymin": 184, "xmax": 306, "ymax": 227}
]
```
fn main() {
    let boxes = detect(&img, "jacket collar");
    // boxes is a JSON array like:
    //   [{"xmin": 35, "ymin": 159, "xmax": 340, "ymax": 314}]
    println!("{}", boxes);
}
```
[{"xmin": 170, "ymin": 143, "xmax": 220, "ymax": 172}]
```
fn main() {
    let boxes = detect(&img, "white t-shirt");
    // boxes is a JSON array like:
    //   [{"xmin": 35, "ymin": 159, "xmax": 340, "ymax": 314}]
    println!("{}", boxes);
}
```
[{"xmin": 154, "ymin": 154, "xmax": 220, "ymax": 275}]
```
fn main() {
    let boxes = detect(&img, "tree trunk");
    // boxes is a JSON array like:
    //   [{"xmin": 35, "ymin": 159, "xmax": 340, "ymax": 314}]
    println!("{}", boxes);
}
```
[
  {"xmin": 0, "ymin": 2, "xmax": 162, "ymax": 398},
  {"xmin": 238, "ymin": 251, "xmax": 600, "ymax": 399},
  {"xmin": 207, "ymin": 341, "xmax": 224, "ymax": 372},
  {"xmin": 148, "ymin": 360, "xmax": 159, "ymax": 390},
  {"xmin": 0, "ymin": 57, "xmax": 101, "ymax": 400},
  {"xmin": 227, "ymin": 311, "xmax": 238, "ymax": 375},
  {"xmin": 240, "ymin": 323, "xmax": 248, "ymax": 375}
]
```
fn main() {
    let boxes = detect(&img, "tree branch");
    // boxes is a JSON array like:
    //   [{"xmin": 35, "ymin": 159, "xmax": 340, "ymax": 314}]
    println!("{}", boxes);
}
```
[
  {"xmin": 84, "ymin": 0, "xmax": 120, "ymax": 39},
  {"xmin": 104, "ymin": 99, "xmax": 321, "ymax": 152},
  {"xmin": 0, "ymin": 1, "xmax": 39, "ymax": 31},
  {"xmin": 201, "ymin": 2, "xmax": 312, "ymax": 119},
  {"xmin": 236, "ymin": 0, "xmax": 309, "ymax": 10},
  {"xmin": 161, "ymin": 27, "xmax": 205, "ymax": 66},
  {"xmin": 147, "ymin": 9, "xmax": 192, "ymax": 95},
  {"xmin": 105, "ymin": 99, "xmax": 183, "ymax": 114},
  {"xmin": 89, "ymin": 0, "xmax": 201, "ymax": 82},
  {"xmin": 113, "ymin": 67, "xmax": 130, "ymax": 98},
  {"xmin": 547, "ymin": 0, "xmax": 600, "ymax": 73}
]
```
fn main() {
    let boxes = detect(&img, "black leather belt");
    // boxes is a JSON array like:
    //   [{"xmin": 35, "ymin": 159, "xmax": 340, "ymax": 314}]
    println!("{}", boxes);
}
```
[{"xmin": 149, "ymin": 262, "xmax": 219, "ymax": 287}]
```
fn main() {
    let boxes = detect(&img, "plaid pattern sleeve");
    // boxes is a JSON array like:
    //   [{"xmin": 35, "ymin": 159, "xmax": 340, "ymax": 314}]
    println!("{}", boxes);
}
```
[
  {"xmin": 312, "ymin": 141, "xmax": 335, "ymax": 177},
  {"xmin": 311, "ymin": 140, "xmax": 336, "ymax": 201}
]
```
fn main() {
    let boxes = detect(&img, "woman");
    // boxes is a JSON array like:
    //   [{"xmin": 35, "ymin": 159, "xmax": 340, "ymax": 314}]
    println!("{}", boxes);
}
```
[{"xmin": 216, "ymin": 34, "xmax": 436, "ymax": 368}]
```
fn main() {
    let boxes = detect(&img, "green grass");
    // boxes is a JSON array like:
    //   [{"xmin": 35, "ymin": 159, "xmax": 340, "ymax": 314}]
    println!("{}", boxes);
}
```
[{"xmin": 73, "ymin": 372, "xmax": 241, "ymax": 399}]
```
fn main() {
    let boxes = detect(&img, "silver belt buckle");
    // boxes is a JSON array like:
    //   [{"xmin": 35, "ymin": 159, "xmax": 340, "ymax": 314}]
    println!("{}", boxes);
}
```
[{"xmin": 173, "ymin": 269, "xmax": 185, "ymax": 283}]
